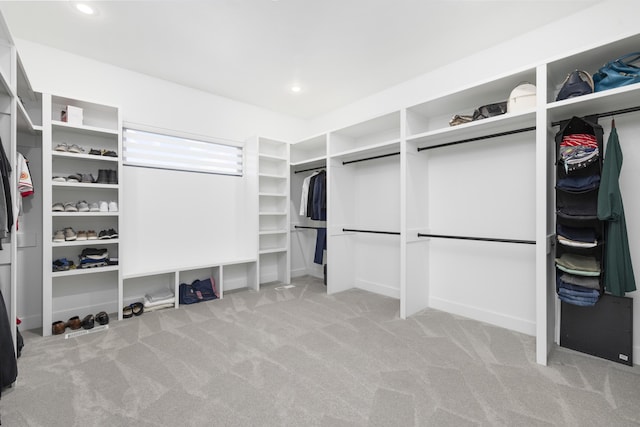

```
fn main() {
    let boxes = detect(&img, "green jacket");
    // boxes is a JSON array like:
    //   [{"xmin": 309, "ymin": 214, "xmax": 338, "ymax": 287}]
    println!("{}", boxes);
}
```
[{"xmin": 597, "ymin": 127, "xmax": 636, "ymax": 296}]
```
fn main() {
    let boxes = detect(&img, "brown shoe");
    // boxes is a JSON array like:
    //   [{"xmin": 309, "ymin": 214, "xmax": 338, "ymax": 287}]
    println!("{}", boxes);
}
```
[
  {"xmin": 66, "ymin": 316, "xmax": 82, "ymax": 330},
  {"xmin": 52, "ymin": 320, "xmax": 66, "ymax": 335}
]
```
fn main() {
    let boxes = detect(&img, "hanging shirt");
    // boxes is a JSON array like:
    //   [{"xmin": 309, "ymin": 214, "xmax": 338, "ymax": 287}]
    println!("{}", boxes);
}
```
[
  {"xmin": 299, "ymin": 172, "xmax": 319, "ymax": 216},
  {"xmin": 597, "ymin": 127, "xmax": 636, "ymax": 296}
]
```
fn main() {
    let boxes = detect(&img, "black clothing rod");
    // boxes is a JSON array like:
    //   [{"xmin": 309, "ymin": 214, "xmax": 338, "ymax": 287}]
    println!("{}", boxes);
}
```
[
  {"xmin": 294, "ymin": 166, "xmax": 326, "ymax": 174},
  {"xmin": 294, "ymin": 225, "xmax": 325, "ymax": 230},
  {"xmin": 417, "ymin": 126, "xmax": 536, "ymax": 152},
  {"xmin": 551, "ymin": 105, "xmax": 640, "ymax": 127},
  {"xmin": 342, "ymin": 152, "xmax": 400, "ymax": 165},
  {"xmin": 343, "ymin": 228, "xmax": 400, "ymax": 235},
  {"xmin": 417, "ymin": 233, "xmax": 535, "ymax": 245}
]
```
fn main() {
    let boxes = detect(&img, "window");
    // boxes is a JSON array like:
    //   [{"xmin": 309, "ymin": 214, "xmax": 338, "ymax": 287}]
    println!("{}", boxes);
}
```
[{"xmin": 123, "ymin": 126, "xmax": 243, "ymax": 176}]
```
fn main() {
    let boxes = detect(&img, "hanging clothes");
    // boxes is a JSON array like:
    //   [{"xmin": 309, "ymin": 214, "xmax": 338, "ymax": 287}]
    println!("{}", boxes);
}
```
[
  {"xmin": 597, "ymin": 124, "xmax": 636, "ymax": 296},
  {"xmin": 16, "ymin": 152, "xmax": 34, "ymax": 231},
  {"xmin": 314, "ymin": 227, "xmax": 326, "ymax": 265},
  {"xmin": 299, "ymin": 171, "xmax": 319, "ymax": 216},
  {"xmin": 310, "ymin": 170, "xmax": 326, "ymax": 221},
  {"xmin": 0, "ymin": 289, "xmax": 17, "ymax": 394},
  {"xmin": 0, "ymin": 139, "xmax": 13, "ymax": 248}
]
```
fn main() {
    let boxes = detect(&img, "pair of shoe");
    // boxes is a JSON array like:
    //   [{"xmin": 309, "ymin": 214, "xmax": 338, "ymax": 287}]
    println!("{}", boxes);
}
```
[
  {"xmin": 52, "ymin": 311, "xmax": 109, "ymax": 334},
  {"xmin": 52, "ymin": 258, "xmax": 75, "ymax": 271},
  {"xmin": 98, "ymin": 229, "xmax": 118, "ymax": 239},
  {"xmin": 75, "ymin": 230, "xmax": 98, "ymax": 241},
  {"xmin": 123, "ymin": 302, "xmax": 144, "ymax": 318},
  {"xmin": 52, "ymin": 316, "xmax": 82, "ymax": 334},
  {"xmin": 53, "ymin": 227, "xmax": 79, "ymax": 242},
  {"xmin": 89, "ymin": 148, "xmax": 118, "ymax": 157},
  {"xmin": 54, "ymin": 143, "xmax": 85, "ymax": 154},
  {"xmin": 95, "ymin": 169, "xmax": 117, "ymax": 185}
]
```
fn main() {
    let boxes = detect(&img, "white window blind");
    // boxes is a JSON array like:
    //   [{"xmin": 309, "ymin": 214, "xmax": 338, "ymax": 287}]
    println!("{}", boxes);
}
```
[{"xmin": 123, "ymin": 127, "xmax": 243, "ymax": 176}]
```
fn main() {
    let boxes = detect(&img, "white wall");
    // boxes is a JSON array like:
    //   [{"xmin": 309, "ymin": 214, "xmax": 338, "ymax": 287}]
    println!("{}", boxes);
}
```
[
  {"xmin": 15, "ymin": 39, "xmax": 307, "ymax": 143},
  {"xmin": 306, "ymin": 0, "xmax": 640, "ymax": 136}
]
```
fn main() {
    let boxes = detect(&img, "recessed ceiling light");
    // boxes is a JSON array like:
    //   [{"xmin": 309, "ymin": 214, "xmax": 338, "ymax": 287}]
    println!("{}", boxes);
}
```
[
  {"xmin": 76, "ymin": 3, "xmax": 95, "ymax": 15},
  {"xmin": 291, "ymin": 85, "xmax": 301, "ymax": 93}
]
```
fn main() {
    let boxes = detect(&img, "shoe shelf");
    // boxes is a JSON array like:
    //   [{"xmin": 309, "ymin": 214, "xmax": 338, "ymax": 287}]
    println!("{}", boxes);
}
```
[
  {"xmin": 52, "ymin": 265, "xmax": 119, "ymax": 277},
  {"xmin": 52, "ymin": 239, "xmax": 119, "ymax": 247},
  {"xmin": 51, "ymin": 120, "xmax": 119, "ymax": 136},
  {"xmin": 43, "ymin": 93, "xmax": 122, "ymax": 336},
  {"xmin": 52, "ymin": 212, "xmax": 119, "ymax": 217},
  {"xmin": 52, "ymin": 182, "xmax": 119, "ymax": 189},
  {"xmin": 52, "ymin": 151, "xmax": 119, "ymax": 162}
]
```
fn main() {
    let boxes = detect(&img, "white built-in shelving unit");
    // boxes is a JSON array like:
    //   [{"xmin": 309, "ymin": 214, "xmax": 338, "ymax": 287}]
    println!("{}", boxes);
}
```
[
  {"xmin": 41, "ymin": 94, "xmax": 123, "ymax": 334},
  {"xmin": 289, "ymin": 134, "xmax": 328, "ymax": 280},
  {"xmin": 287, "ymin": 32, "xmax": 640, "ymax": 366},
  {"xmin": 257, "ymin": 137, "xmax": 290, "ymax": 285}
]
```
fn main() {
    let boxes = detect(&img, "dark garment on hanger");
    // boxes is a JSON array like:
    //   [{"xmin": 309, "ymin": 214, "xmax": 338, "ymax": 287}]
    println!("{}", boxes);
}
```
[
  {"xmin": 314, "ymin": 227, "xmax": 326, "ymax": 264},
  {"xmin": 0, "ymin": 289, "xmax": 17, "ymax": 394},
  {"xmin": 306, "ymin": 174, "xmax": 318, "ymax": 218},
  {"xmin": 311, "ymin": 170, "xmax": 326, "ymax": 221},
  {"xmin": 597, "ymin": 126, "xmax": 636, "ymax": 296},
  {"xmin": 0, "ymin": 139, "xmax": 13, "ymax": 250}
]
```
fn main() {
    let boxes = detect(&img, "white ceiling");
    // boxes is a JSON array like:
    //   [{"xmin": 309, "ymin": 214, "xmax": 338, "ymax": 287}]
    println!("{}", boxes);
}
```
[{"xmin": 0, "ymin": 0, "xmax": 600, "ymax": 119}]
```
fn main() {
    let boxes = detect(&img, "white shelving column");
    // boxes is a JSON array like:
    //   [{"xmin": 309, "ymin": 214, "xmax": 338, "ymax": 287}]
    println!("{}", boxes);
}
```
[
  {"xmin": 257, "ymin": 137, "xmax": 290, "ymax": 286},
  {"xmin": 290, "ymin": 134, "xmax": 327, "ymax": 281},
  {"xmin": 42, "ymin": 94, "xmax": 122, "ymax": 335}
]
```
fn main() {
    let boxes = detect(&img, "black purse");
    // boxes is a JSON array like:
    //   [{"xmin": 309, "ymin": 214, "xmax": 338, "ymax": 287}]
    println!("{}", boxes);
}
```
[
  {"xmin": 556, "ymin": 70, "xmax": 594, "ymax": 101},
  {"xmin": 472, "ymin": 101, "xmax": 507, "ymax": 121}
]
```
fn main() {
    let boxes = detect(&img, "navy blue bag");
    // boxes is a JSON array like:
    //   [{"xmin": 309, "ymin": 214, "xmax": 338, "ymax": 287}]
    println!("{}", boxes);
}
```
[{"xmin": 179, "ymin": 277, "xmax": 218, "ymax": 305}]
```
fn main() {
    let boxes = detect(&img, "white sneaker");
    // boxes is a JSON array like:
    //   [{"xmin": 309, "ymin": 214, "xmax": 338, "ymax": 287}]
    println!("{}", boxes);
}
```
[
  {"xmin": 99, "ymin": 201, "xmax": 108, "ymax": 212},
  {"xmin": 89, "ymin": 202, "xmax": 100, "ymax": 212},
  {"xmin": 108, "ymin": 201, "xmax": 118, "ymax": 212}
]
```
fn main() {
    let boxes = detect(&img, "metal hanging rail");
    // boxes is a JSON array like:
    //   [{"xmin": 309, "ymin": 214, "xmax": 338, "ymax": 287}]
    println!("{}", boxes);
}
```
[
  {"xmin": 343, "ymin": 228, "xmax": 400, "ymax": 235},
  {"xmin": 417, "ymin": 126, "xmax": 536, "ymax": 152},
  {"xmin": 294, "ymin": 225, "xmax": 326, "ymax": 230},
  {"xmin": 417, "ymin": 233, "xmax": 535, "ymax": 245},
  {"xmin": 342, "ymin": 151, "xmax": 400, "ymax": 165},
  {"xmin": 294, "ymin": 165, "xmax": 326, "ymax": 174},
  {"xmin": 551, "ymin": 105, "xmax": 640, "ymax": 127}
]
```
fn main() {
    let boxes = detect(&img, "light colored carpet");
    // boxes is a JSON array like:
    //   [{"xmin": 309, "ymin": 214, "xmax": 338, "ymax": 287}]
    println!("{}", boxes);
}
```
[{"xmin": 1, "ymin": 276, "xmax": 639, "ymax": 426}]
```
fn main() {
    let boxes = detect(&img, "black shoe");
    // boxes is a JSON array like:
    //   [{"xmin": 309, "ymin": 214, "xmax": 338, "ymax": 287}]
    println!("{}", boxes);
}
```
[
  {"xmin": 81, "ymin": 314, "xmax": 94, "ymax": 330},
  {"xmin": 96, "ymin": 169, "xmax": 109, "ymax": 184},
  {"xmin": 95, "ymin": 311, "xmax": 109, "ymax": 325},
  {"xmin": 108, "ymin": 169, "xmax": 118, "ymax": 184}
]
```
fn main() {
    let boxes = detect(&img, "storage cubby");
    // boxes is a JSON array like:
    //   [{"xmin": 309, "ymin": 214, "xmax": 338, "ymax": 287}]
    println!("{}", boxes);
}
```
[
  {"xmin": 222, "ymin": 261, "xmax": 258, "ymax": 293},
  {"xmin": 290, "ymin": 134, "xmax": 327, "ymax": 165},
  {"xmin": 329, "ymin": 111, "xmax": 400, "ymax": 157}
]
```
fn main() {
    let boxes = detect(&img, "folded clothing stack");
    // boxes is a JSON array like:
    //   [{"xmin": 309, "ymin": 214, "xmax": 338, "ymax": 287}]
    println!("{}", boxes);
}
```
[
  {"xmin": 79, "ymin": 248, "xmax": 108, "ymax": 269},
  {"xmin": 144, "ymin": 288, "xmax": 175, "ymax": 312},
  {"xmin": 555, "ymin": 252, "xmax": 601, "ymax": 306}
]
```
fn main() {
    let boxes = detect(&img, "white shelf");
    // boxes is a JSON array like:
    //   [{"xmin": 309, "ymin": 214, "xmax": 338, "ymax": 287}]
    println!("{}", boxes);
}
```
[
  {"xmin": 258, "ymin": 172, "xmax": 287, "ymax": 179},
  {"xmin": 52, "ymin": 211, "xmax": 119, "ymax": 217},
  {"xmin": 259, "ymin": 230, "xmax": 287, "ymax": 235},
  {"xmin": 52, "ymin": 265, "xmax": 119, "ymax": 277},
  {"xmin": 330, "ymin": 139, "xmax": 401, "ymax": 163},
  {"xmin": 258, "ymin": 192, "xmax": 287, "ymax": 197},
  {"xmin": 259, "ymin": 211, "xmax": 287, "ymax": 216},
  {"xmin": 52, "ymin": 151, "xmax": 119, "ymax": 162},
  {"xmin": 259, "ymin": 153, "xmax": 287, "ymax": 161},
  {"xmin": 51, "ymin": 119, "xmax": 119, "ymax": 136},
  {"xmin": 406, "ymin": 110, "xmax": 536, "ymax": 149},
  {"xmin": 52, "ymin": 239, "xmax": 119, "ymax": 247},
  {"xmin": 259, "ymin": 247, "xmax": 288, "ymax": 255},
  {"xmin": 290, "ymin": 156, "xmax": 327, "ymax": 167},
  {"xmin": 52, "ymin": 182, "xmax": 118, "ymax": 189}
]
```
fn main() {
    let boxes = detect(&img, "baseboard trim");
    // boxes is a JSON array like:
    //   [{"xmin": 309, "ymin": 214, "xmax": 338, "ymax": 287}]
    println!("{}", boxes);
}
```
[
  {"xmin": 355, "ymin": 279, "xmax": 400, "ymax": 299},
  {"xmin": 429, "ymin": 296, "xmax": 536, "ymax": 336}
]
